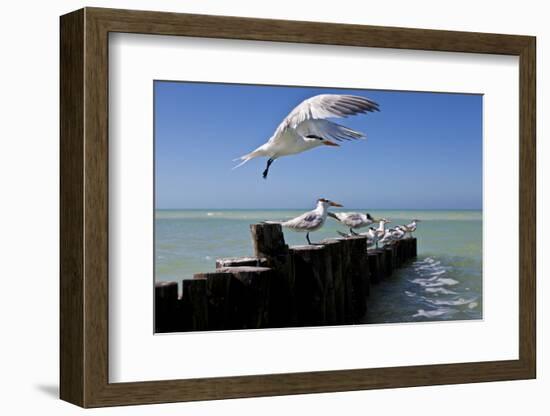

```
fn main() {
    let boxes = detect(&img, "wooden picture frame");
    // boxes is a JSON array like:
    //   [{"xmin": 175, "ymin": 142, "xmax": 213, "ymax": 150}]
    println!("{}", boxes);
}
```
[{"xmin": 60, "ymin": 7, "xmax": 536, "ymax": 408}]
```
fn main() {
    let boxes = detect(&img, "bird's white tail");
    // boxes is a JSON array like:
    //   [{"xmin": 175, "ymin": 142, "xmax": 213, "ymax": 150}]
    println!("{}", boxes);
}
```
[
  {"xmin": 232, "ymin": 148, "xmax": 264, "ymax": 169},
  {"xmin": 232, "ymin": 156, "xmax": 252, "ymax": 169}
]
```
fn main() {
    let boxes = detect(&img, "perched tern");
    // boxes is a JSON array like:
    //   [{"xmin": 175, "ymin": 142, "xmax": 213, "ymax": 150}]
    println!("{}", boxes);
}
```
[
  {"xmin": 373, "ymin": 218, "xmax": 391, "ymax": 248},
  {"xmin": 328, "ymin": 211, "xmax": 375, "ymax": 235},
  {"xmin": 365, "ymin": 227, "xmax": 379, "ymax": 248},
  {"xmin": 380, "ymin": 227, "xmax": 406, "ymax": 246},
  {"xmin": 336, "ymin": 226, "xmax": 379, "ymax": 248},
  {"xmin": 398, "ymin": 219, "xmax": 421, "ymax": 238},
  {"xmin": 374, "ymin": 218, "xmax": 391, "ymax": 238},
  {"xmin": 265, "ymin": 198, "xmax": 343, "ymax": 245},
  {"xmin": 234, "ymin": 94, "xmax": 380, "ymax": 178}
]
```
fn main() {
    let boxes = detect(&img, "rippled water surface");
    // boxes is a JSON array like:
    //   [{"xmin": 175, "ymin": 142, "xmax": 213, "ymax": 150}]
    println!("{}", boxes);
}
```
[{"xmin": 155, "ymin": 209, "xmax": 482, "ymax": 323}]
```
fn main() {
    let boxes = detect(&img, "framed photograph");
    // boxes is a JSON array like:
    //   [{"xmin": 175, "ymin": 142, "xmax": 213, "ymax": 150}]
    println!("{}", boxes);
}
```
[{"xmin": 60, "ymin": 7, "xmax": 536, "ymax": 407}]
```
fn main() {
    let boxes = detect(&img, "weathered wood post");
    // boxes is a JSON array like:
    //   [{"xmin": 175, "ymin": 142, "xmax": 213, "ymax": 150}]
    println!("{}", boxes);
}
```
[
  {"xmin": 218, "ymin": 266, "xmax": 273, "ymax": 329},
  {"xmin": 347, "ymin": 236, "xmax": 369, "ymax": 321},
  {"xmin": 181, "ymin": 278, "xmax": 208, "ymax": 331},
  {"xmin": 406, "ymin": 238, "xmax": 413, "ymax": 259},
  {"xmin": 321, "ymin": 238, "xmax": 346, "ymax": 324},
  {"xmin": 290, "ymin": 244, "xmax": 334, "ymax": 326},
  {"xmin": 194, "ymin": 271, "xmax": 238, "ymax": 330},
  {"xmin": 383, "ymin": 245, "xmax": 395, "ymax": 277},
  {"xmin": 154, "ymin": 281, "xmax": 179, "ymax": 333},
  {"xmin": 371, "ymin": 248, "xmax": 388, "ymax": 279},
  {"xmin": 216, "ymin": 257, "xmax": 268, "ymax": 268},
  {"xmin": 411, "ymin": 237, "xmax": 418, "ymax": 258},
  {"xmin": 399, "ymin": 240, "xmax": 408, "ymax": 264},
  {"xmin": 404, "ymin": 240, "xmax": 409, "ymax": 262},
  {"xmin": 337, "ymin": 238, "xmax": 355, "ymax": 324},
  {"xmin": 250, "ymin": 223, "xmax": 296, "ymax": 327},
  {"xmin": 380, "ymin": 248, "xmax": 390, "ymax": 279},
  {"xmin": 367, "ymin": 251, "xmax": 381, "ymax": 284}
]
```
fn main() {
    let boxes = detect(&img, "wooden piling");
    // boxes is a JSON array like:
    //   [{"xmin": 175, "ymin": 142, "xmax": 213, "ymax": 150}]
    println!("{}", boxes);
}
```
[
  {"xmin": 155, "ymin": 223, "xmax": 420, "ymax": 332},
  {"xmin": 181, "ymin": 278, "xmax": 209, "ymax": 331},
  {"xmin": 349, "ymin": 236, "xmax": 369, "ymax": 321},
  {"xmin": 321, "ymin": 238, "xmax": 346, "ymax": 324},
  {"xmin": 395, "ymin": 241, "xmax": 404, "ymax": 266},
  {"xmin": 216, "ymin": 256, "xmax": 268, "ymax": 268},
  {"xmin": 406, "ymin": 239, "xmax": 413, "ymax": 259},
  {"xmin": 194, "ymin": 271, "xmax": 237, "ymax": 330},
  {"xmin": 367, "ymin": 252, "xmax": 381, "ymax": 284},
  {"xmin": 250, "ymin": 223, "xmax": 296, "ymax": 327},
  {"xmin": 218, "ymin": 266, "xmax": 273, "ymax": 329},
  {"xmin": 380, "ymin": 249, "xmax": 390, "ymax": 278},
  {"xmin": 383, "ymin": 246, "xmax": 395, "ymax": 277},
  {"xmin": 154, "ymin": 281, "xmax": 179, "ymax": 333},
  {"xmin": 290, "ymin": 244, "xmax": 332, "ymax": 326},
  {"xmin": 371, "ymin": 249, "xmax": 389, "ymax": 280},
  {"xmin": 337, "ymin": 238, "xmax": 355, "ymax": 324},
  {"xmin": 411, "ymin": 237, "xmax": 418, "ymax": 257}
]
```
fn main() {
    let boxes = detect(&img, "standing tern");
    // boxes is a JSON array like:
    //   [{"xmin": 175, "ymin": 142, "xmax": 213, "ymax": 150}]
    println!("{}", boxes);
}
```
[
  {"xmin": 365, "ymin": 227, "xmax": 379, "ymax": 248},
  {"xmin": 336, "ymin": 226, "xmax": 378, "ymax": 246},
  {"xmin": 373, "ymin": 218, "xmax": 391, "ymax": 248},
  {"xmin": 234, "ymin": 94, "xmax": 380, "ymax": 178},
  {"xmin": 380, "ymin": 227, "xmax": 406, "ymax": 246},
  {"xmin": 328, "ymin": 211, "xmax": 375, "ymax": 235},
  {"xmin": 374, "ymin": 218, "xmax": 391, "ymax": 239},
  {"xmin": 398, "ymin": 219, "xmax": 421, "ymax": 238},
  {"xmin": 264, "ymin": 198, "xmax": 343, "ymax": 245}
]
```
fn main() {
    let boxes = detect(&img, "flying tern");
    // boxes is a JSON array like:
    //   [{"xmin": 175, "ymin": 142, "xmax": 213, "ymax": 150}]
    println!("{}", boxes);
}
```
[{"xmin": 234, "ymin": 94, "xmax": 380, "ymax": 178}]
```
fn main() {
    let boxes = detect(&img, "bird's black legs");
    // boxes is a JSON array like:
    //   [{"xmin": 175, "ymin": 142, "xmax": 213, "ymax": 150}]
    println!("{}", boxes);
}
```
[
  {"xmin": 350, "ymin": 228, "xmax": 359, "ymax": 236},
  {"xmin": 262, "ymin": 158, "xmax": 275, "ymax": 179},
  {"xmin": 306, "ymin": 232, "xmax": 312, "ymax": 245}
]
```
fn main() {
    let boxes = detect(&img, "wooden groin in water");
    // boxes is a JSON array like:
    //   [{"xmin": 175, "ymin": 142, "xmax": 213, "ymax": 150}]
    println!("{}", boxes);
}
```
[{"xmin": 155, "ymin": 223, "xmax": 417, "ymax": 332}]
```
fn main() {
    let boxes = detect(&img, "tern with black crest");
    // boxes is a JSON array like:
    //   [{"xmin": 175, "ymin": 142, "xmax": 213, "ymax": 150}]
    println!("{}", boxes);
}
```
[
  {"xmin": 328, "ymin": 211, "xmax": 375, "ymax": 235},
  {"xmin": 398, "ymin": 219, "xmax": 421, "ymax": 238},
  {"xmin": 264, "ymin": 198, "xmax": 343, "ymax": 245}
]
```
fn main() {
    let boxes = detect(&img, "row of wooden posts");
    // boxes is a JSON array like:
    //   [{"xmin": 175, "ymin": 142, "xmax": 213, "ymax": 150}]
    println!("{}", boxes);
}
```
[{"xmin": 155, "ymin": 223, "xmax": 417, "ymax": 333}]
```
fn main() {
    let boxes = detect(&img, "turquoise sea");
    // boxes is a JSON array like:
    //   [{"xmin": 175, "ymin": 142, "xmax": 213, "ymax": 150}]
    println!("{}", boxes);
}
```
[{"xmin": 155, "ymin": 209, "xmax": 482, "ymax": 324}]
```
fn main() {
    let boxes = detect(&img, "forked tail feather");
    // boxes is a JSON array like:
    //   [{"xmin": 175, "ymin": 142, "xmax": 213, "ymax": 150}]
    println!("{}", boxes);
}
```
[{"xmin": 232, "ymin": 148, "xmax": 265, "ymax": 170}]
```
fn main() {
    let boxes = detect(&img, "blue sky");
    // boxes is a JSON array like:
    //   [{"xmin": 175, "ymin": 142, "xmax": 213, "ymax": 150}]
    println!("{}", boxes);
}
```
[{"xmin": 155, "ymin": 81, "xmax": 482, "ymax": 209}]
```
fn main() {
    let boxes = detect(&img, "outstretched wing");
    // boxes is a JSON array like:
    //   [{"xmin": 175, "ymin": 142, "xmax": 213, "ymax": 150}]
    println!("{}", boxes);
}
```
[
  {"xmin": 275, "ymin": 94, "xmax": 379, "ymax": 135},
  {"xmin": 296, "ymin": 119, "xmax": 366, "ymax": 142}
]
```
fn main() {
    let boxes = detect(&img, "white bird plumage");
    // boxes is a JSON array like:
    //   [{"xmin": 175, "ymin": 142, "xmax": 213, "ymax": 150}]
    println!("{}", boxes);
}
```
[
  {"xmin": 328, "ymin": 211, "xmax": 375, "ymax": 235},
  {"xmin": 380, "ymin": 227, "xmax": 407, "ymax": 246},
  {"xmin": 365, "ymin": 227, "xmax": 379, "ymax": 247},
  {"xmin": 234, "ymin": 94, "xmax": 380, "ymax": 178},
  {"xmin": 398, "ymin": 219, "xmax": 421, "ymax": 238},
  {"xmin": 264, "ymin": 198, "xmax": 343, "ymax": 245},
  {"xmin": 372, "ymin": 218, "xmax": 391, "ymax": 248}
]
